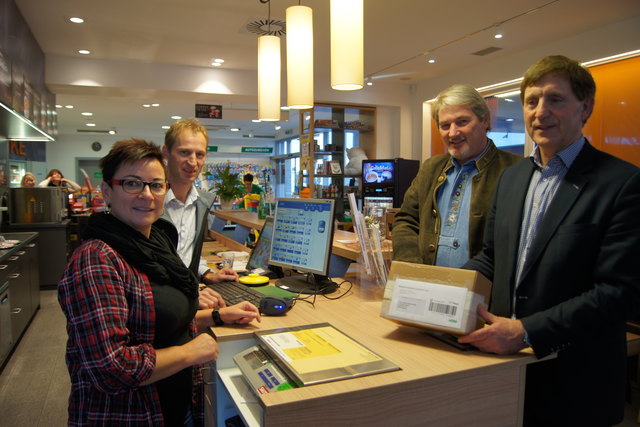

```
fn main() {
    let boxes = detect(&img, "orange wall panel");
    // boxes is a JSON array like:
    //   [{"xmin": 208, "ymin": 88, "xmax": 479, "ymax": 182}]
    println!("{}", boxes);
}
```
[{"xmin": 582, "ymin": 56, "xmax": 640, "ymax": 166}]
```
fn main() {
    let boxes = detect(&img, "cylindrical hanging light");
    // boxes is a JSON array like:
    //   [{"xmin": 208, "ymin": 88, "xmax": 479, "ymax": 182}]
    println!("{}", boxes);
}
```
[
  {"xmin": 330, "ymin": 0, "xmax": 363, "ymax": 90},
  {"xmin": 286, "ymin": 5, "xmax": 313, "ymax": 109},
  {"xmin": 258, "ymin": 35, "xmax": 281, "ymax": 121}
]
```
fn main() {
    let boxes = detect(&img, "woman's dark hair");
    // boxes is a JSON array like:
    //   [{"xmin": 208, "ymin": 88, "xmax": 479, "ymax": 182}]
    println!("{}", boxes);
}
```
[
  {"xmin": 100, "ymin": 139, "xmax": 166, "ymax": 183},
  {"xmin": 46, "ymin": 169, "xmax": 64, "ymax": 179}
]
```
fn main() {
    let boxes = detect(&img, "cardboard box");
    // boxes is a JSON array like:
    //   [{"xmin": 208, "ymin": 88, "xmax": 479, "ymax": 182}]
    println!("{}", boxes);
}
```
[{"xmin": 380, "ymin": 261, "xmax": 492, "ymax": 336}]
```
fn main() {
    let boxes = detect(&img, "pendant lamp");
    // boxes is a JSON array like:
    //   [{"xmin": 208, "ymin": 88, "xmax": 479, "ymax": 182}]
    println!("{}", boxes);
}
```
[
  {"xmin": 286, "ymin": 5, "xmax": 314, "ymax": 109},
  {"xmin": 330, "ymin": 0, "xmax": 363, "ymax": 90},
  {"xmin": 258, "ymin": 35, "xmax": 281, "ymax": 121}
]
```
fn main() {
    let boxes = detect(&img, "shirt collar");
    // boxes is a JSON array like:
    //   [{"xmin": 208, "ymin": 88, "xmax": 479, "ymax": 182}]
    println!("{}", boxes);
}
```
[
  {"xmin": 450, "ymin": 138, "xmax": 491, "ymax": 171},
  {"xmin": 166, "ymin": 184, "xmax": 199, "ymax": 206},
  {"xmin": 531, "ymin": 136, "xmax": 585, "ymax": 169}
]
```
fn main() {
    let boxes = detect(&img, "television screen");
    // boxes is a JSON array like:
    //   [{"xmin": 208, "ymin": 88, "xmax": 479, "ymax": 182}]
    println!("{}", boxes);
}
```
[{"xmin": 363, "ymin": 161, "xmax": 394, "ymax": 184}]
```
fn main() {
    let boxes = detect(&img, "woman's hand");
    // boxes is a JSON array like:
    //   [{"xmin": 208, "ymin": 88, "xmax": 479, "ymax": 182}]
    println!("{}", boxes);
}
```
[
  {"xmin": 220, "ymin": 302, "xmax": 262, "ymax": 325},
  {"xmin": 183, "ymin": 333, "xmax": 219, "ymax": 364}
]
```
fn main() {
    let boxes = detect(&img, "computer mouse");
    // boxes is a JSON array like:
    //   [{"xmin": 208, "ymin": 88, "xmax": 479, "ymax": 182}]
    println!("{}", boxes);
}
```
[{"xmin": 259, "ymin": 297, "xmax": 294, "ymax": 316}]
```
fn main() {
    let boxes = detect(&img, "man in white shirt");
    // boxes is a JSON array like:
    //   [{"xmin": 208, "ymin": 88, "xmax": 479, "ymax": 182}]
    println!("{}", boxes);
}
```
[{"xmin": 161, "ymin": 118, "xmax": 238, "ymax": 309}]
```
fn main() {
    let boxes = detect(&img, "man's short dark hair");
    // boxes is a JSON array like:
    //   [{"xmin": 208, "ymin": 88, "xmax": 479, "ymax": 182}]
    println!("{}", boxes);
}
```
[
  {"xmin": 243, "ymin": 173, "xmax": 254, "ymax": 182},
  {"xmin": 520, "ymin": 55, "xmax": 596, "ymax": 103}
]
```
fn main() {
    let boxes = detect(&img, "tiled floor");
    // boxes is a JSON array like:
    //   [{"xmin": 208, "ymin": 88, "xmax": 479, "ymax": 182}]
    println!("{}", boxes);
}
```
[
  {"xmin": 0, "ymin": 290, "xmax": 639, "ymax": 426},
  {"xmin": 0, "ymin": 290, "xmax": 69, "ymax": 426}
]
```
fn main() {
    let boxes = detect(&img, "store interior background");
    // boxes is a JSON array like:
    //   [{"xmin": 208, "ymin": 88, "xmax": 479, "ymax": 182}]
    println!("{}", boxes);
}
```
[{"xmin": 5, "ymin": 0, "xmax": 640, "ymax": 192}]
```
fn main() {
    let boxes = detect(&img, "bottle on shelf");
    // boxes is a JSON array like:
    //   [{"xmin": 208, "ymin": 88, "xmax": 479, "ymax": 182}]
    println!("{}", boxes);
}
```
[{"xmin": 257, "ymin": 193, "xmax": 267, "ymax": 219}]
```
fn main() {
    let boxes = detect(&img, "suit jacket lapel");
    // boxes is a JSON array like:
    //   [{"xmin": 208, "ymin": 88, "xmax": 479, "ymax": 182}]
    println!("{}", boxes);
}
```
[
  {"xmin": 518, "ymin": 143, "xmax": 595, "ymax": 282},
  {"xmin": 504, "ymin": 160, "xmax": 535, "ymax": 289}
]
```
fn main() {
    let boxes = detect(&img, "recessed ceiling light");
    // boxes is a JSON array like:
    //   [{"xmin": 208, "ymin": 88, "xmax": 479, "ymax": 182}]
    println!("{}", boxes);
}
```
[
  {"xmin": 211, "ymin": 58, "xmax": 225, "ymax": 66},
  {"xmin": 280, "ymin": 106, "xmax": 290, "ymax": 111},
  {"xmin": 504, "ymin": 98, "xmax": 515, "ymax": 103},
  {"xmin": 65, "ymin": 105, "xmax": 74, "ymax": 109},
  {"xmin": 161, "ymin": 125, "xmax": 170, "ymax": 130},
  {"xmin": 55, "ymin": 104, "xmax": 62, "ymax": 108},
  {"xmin": 86, "ymin": 123, "xmax": 96, "ymax": 127},
  {"xmin": 213, "ymin": 58, "xmax": 224, "ymax": 63},
  {"xmin": 230, "ymin": 128, "xmax": 240, "ymax": 132},
  {"xmin": 78, "ymin": 49, "xmax": 91, "ymax": 55},
  {"xmin": 143, "ymin": 104, "xmax": 151, "ymax": 108},
  {"xmin": 151, "ymin": 103, "xmax": 160, "ymax": 107},
  {"xmin": 505, "ymin": 118, "xmax": 514, "ymax": 122},
  {"xmin": 108, "ymin": 129, "xmax": 116, "ymax": 135},
  {"xmin": 211, "ymin": 62, "xmax": 222, "ymax": 67},
  {"xmin": 69, "ymin": 17, "xmax": 84, "ymax": 24},
  {"xmin": 275, "ymin": 124, "xmax": 281, "ymax": 130},
  {"xmin": 81, "ymin": 112, "xmax": 93, "ymax": 116},
  {"xmin": 171, "ymin": 115, "xmax": 182, "ymax": 120},
  {"xmin": 252, "ymin": 119, "xmax": 261, "ymax": 123},
  {"xmin": 427, "ymin": 58, "xmax": 436, "ymax": 64}
]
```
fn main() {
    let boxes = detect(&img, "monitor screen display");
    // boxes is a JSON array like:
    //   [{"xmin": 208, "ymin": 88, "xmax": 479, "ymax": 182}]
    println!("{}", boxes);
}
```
[
  {"xmin": 269, "ymin": 198, "xmax": 338, "ymax": 294},
  {"xmin": 246, "ymin": 216, "xmax": 274, "ymax": 272},
  {"xmin": 363, "ymin": 161, "xmax": 394, "ymax": 184}
]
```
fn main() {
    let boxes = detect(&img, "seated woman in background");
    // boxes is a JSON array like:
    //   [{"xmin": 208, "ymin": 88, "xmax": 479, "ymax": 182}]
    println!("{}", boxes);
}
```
[
  {"xmin": 38, "ymin": 168, "xmax": 81, "ymax": 192},
  {"xmin": 58, "ymin": 138, "xmax": 261, "ymax": 426},
  {"xmin": 20, "ymin": 172, "xmax": 36, "ymax": 187}
]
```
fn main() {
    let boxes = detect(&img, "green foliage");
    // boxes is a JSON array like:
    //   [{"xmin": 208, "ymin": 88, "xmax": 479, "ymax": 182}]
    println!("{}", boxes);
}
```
[{"xmin": 206, "ymin": 162, "xmax": 244, "ymax": 201}]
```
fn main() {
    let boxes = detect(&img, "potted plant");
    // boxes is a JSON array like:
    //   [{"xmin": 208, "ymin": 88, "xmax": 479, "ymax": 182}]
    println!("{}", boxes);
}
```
[{"xmin": 207, "ymin": 162, "xmax": 244, "ymax": 210}]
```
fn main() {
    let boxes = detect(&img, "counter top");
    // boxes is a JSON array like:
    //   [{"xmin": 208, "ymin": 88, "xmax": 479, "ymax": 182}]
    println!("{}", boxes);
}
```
[{"xmin": 0, "ymin": 232, "xmax": 39, "ymax": 264}]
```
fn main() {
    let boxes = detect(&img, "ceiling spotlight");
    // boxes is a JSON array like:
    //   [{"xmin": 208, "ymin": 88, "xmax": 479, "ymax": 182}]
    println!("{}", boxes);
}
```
[
  {"xmin": 171, "ymin": 115, "xmax": 182, "ymax": 120},
  {"xmin": 78, "ymin": 49, "xmax": 91, "ymax": 55},
  {"xmin": 151, "ymin": 103, "xmax": 160, "ymax": 107},
  {"xmin": 230, "ymin": 127, "xmax": 240, "ymax": 132},
  {"xmin": 213, "ymin": 58, "xmax": 224, "ymax": 63},
  {"xmin": 69, "ymin": 17, "xmax": 84, "ymax": 24},
  {"xmin": 252, "ymin": 119, "xmax": 261, "ymax": 123},
  {"xmin": 211, "ymin": 62, "xmax": 222, "ymax": 67},
  {"xmin": 108, "ymin": 128, "xmax": 116, "ymax": 135},
  {"xmin": 86, "ymin": 123, "xmax": 96, "ymax": 127},
  {"xmin": 505, "ymin": 118, "xmax": 514, "ymax": 122},
  {"xmin": 427, "ymin": 58, "xmax": 436, "ymax": 64},
  {"xmin": 280, "ymin": 106, "xmax": 291, "ymax": 111},
  {"xmin": 161, "ymin": 125, "xmax": 170, "ymax": 130},
  {"xmin": 143, "ymin": 104, "xmax": 151, "ymax": 108},
  {"xmin": 55, "ymin": 104, "xmax": 62, "ymax": 108},
  {"xmin": 275, "ymin": 124, "xmax": 281, "ymax": 130},
  {"xmin": 494, "ymin": 26, "xmax": 504, "ymax": 39},
  {"xmin": 65, "ymin": 105, "xmax": 74, "ymax": 109},
  {"xmin": 81, "ymin": 112, "xmax": 93, "ymax": 116}
]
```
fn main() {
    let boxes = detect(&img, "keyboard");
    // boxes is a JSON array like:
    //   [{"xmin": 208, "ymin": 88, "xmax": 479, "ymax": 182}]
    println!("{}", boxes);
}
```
[{"xmin": 210, "ymin": 281, "xmax": 265, "ymax": 306}]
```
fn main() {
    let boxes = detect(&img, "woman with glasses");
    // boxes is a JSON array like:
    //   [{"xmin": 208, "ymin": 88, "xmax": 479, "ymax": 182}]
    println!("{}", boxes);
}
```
[{"xmin": 58, "ymin": 139, "xmax": 261, "ymax": 426}]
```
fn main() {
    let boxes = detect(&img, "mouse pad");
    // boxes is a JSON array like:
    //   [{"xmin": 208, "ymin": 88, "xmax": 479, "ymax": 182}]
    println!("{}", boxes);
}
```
[{"xmin": 253, "ymin": 286, "xmax": 297, "ymax": 299}]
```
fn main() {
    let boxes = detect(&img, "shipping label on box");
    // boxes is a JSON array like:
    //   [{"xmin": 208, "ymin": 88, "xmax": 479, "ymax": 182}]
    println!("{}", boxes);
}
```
[{"xmin": 380, "ymin": 261, "xmax": 491, "ymax": 335}]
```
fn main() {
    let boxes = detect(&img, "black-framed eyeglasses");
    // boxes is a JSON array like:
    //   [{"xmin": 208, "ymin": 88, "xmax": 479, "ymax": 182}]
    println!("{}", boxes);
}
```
[{"xmin": 109, "ymin": 179, "xmax": 168, "ymax": 195}]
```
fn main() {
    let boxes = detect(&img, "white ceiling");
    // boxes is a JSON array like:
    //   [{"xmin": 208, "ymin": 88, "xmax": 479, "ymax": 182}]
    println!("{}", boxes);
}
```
[{"xmin": 14, "ymin": 0, "xmax": 640, "ymax": 142}]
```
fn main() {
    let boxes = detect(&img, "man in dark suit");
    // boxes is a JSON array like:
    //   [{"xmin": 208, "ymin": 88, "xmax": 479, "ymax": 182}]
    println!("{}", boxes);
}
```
[{"xmin": 459, "ymin": 55, "xmax": 640, "ymax": 426}]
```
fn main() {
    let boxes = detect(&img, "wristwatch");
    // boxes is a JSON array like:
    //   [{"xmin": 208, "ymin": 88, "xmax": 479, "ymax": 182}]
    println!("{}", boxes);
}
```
[
  {"xmin": 201, "ymin": 268, "xmax": 212, "ymax": 282},
  {"xmin": 212, "ymin": 308, "xmax": 225, "ymax": 326}
]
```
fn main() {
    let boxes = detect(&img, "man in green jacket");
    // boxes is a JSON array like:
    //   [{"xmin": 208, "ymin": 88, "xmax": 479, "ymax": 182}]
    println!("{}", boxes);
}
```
[{"xmin": 393, "ymin": 84, "xmax": 521, "ymax": 267}]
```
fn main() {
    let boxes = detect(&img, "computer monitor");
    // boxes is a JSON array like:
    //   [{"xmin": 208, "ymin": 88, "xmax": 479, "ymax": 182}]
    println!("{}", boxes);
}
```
[
  {"xmin": 269, "ymin": 198, "xmax": 338, "ymax": 294},
  {"xmin": 245, "ymin": 216, "xmax": 275, "ymax": 274}
]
